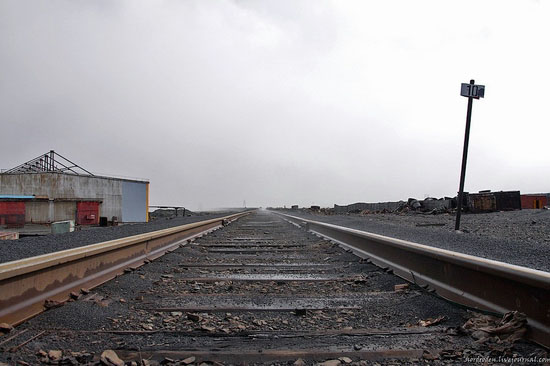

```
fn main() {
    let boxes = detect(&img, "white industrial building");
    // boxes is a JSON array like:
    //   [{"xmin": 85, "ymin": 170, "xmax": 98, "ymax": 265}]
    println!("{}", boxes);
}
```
[{"xmin": 0, "ymin": 151, "xmax": 149, "ymax": 226}]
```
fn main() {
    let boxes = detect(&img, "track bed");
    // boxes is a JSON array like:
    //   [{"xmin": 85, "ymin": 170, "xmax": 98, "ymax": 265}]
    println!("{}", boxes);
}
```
[{"xmin": 0, "ymin": 211, "xmax": 546, "ymax": 365}]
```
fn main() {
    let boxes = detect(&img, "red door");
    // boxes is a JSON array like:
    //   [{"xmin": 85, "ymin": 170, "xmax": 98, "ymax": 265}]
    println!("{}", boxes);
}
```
[
  {"xmin": 0, "ymin": 202, "xmax": 25, "ymax": 227},
  {"xmin": 76, "ymin": 202, "xmax": 100, "ymax": 225}
]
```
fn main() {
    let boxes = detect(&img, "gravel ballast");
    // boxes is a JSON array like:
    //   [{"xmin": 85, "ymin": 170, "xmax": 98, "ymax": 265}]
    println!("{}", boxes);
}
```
[
  {"xmin": 276, "ymin": 209, "xmax": 550, "ymax": 272},
  {"xmin": 0, "ymin": 211, "xmax": 240, "ymax": 264},
  {"xmin": 3, "ymin": 211, "xmax": 544, "ymax": 365}
]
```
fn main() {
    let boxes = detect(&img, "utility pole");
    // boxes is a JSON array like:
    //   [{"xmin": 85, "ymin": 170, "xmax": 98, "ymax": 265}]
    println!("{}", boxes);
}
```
[{"xmin": 455, "ymin": 79, "xmax": 485, "ymax": 231}]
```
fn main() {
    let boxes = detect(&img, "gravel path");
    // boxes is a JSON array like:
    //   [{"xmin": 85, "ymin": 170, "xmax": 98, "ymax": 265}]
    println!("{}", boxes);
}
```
[
  {"xmin": 276, "ymin": 209, "xmax": 550, "ymax": 272},
  {"xmin": 0, "ymin": 212, "xmax": 240, "ymax": 264}
]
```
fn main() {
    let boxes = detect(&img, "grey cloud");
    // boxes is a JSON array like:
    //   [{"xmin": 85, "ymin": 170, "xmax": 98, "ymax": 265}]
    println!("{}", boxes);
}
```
[{"xmin": 1, "ymin": 1, "xmax": 549, "ymax": 209}]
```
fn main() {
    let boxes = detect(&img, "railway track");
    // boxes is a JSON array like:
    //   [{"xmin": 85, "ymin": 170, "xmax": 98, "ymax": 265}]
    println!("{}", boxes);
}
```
[
  {"xmin": 0, "ymin": 211, "xmax": 548, "ymax": 365},
  {"xmin": 274, "ymin": 212, "xmax": 550, "ymax": 349}
]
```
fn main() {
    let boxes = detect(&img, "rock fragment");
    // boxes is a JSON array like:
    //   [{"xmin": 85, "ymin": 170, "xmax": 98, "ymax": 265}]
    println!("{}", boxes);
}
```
[
  {"xmin": 182, "ymin": 356, "xmax": 196, "ymax": 364},
  {"xmin": 319, "ymin": 360, "xmax": 341, "ymax": 366},
  {"xmin": 200, "ymin": 325, "xmax": 215, "ymax": 332},
  {"xmin": 187, "ymin": 312, "xmax": 201, "ymax": 322},
  {"xmin": 36, "ymin": 350, "xmax": 48, "ymax": 357},
  {"xmin": 141, "ymin": 323, "xmax": 154, "ymax": 330},
  {"xmin": 100, "ymin": 349, "xmax": 124, "ymax": 366},
  {"xmin": 48, "ymin": 350, "xmax": 62, "ymax": 361},
  {"xmin": 419, "ymin": 315, "xmax": 447, "ymax": 327}
]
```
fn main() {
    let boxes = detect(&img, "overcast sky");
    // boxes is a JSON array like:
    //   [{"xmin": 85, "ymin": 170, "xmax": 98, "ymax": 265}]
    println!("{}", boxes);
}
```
[{"xmin": 1, "ymin": 1, "xmax": 549, "ymax": 210}]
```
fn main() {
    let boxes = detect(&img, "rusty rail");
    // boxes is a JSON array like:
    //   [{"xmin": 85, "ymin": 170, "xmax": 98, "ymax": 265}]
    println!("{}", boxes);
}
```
[
  {"xmin": 274, "ymin": 212, "xmax": 550, "ymax": 348},
  {"xmin": 0, "ymin": 211, "xmax": 250, "ymax": 326}
]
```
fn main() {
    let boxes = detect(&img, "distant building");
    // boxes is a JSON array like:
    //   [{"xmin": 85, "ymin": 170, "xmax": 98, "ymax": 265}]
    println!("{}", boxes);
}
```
[
  {"xmin": 0, "ymin": 151, "xmax": 149, "ymax": 227},
  {"xmin": 521, "ymin": 194, "xmax": 550, "ymax": 209},
  {"xmin": 467, "ymin": 190, "xmax": 521, "ymax": 213}
]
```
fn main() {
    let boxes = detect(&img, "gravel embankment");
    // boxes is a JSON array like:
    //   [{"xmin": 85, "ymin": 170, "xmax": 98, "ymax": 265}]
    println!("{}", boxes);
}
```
[
  {"xmin": 0, "ymin": 211, "xmax": 240, "ymax": 264},
  {"xmin": 276, "ymin": 209, "xmax": 550, "ymax": 272}
]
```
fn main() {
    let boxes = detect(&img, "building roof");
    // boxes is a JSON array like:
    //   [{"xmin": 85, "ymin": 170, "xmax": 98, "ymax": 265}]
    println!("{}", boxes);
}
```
[
  {"xmin": 1, "ymin": 150, "xmax": 149, "ymax": 183},
  {"xmin": 1, "ymin": 150, "xmax": 94, "ymax": 176}
]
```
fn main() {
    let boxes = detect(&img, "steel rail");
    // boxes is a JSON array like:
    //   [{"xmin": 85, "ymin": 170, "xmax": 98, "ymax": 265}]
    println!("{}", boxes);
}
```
[
  {"xmin": 0, "ymin": 211, "xmax": 251, "ymax": 326},
  {"xmin": 273, "ymin": 211, "xmax": 550, "ymax": 348}
]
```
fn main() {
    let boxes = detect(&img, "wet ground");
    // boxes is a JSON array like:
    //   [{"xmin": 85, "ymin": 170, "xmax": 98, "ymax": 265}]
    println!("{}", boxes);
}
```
[{"xmin": 0, "ymin": 211, "xmax": 546, "ymax": 365}]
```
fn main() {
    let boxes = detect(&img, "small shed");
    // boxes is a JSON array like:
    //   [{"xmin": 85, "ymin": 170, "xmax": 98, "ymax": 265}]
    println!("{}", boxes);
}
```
[
  {"xmin": 521, "ymin": 194, "xmax": 550, "ymax": 209},
  {"xmin": 468, "ymin": 190, "xmax": 521, "ymax": 213}
]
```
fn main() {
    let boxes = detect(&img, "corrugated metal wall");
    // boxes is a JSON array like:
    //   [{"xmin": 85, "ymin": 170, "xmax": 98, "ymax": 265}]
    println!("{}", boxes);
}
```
[
  {"xmin": 0, "ymin": 173, "xmax": 149, "ymax": 223},
  {"xmin": 25, "ymin": 201, "xmax": 49, "ymax": 223},
  {"xmin": 122, "ymin": 181, "xmax": 147, "ymax": 222},
  {"xmin": 54, "ymin": 202, "xmax": 76, "ymax": 222}
]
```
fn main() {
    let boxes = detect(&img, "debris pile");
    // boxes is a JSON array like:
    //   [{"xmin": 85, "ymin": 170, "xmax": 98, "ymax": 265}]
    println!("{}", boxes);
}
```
[
  {"xmin": 461, "ymin": 311, "xmax": 528, "ymax": 347},
  {"xmin": 421, "ymin": 311, "xmax": 543, "ymax": 362},
  {"xmin": 332, "ymin": 197, "xmax": 455, "ymax": 215}
]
